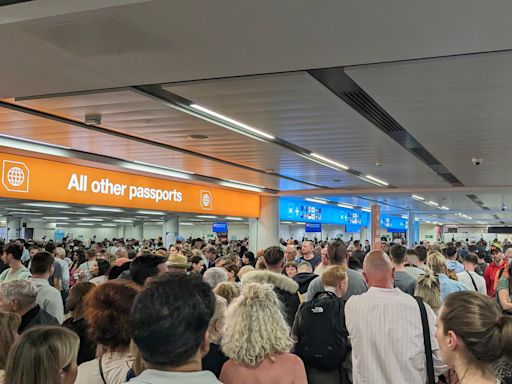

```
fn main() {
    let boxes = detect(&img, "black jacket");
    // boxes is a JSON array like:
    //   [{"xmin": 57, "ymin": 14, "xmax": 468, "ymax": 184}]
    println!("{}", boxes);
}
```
[
  {"xmin": 293, "ymin": 272, "xmax": 318, "ymax": 295},
  {"xmin": 19, "ymin": 305, "xmax": 59, "ymax": 333},
  {"xmin": 241, "ymin": 270, "xmax": 300, "ymax": 326}
]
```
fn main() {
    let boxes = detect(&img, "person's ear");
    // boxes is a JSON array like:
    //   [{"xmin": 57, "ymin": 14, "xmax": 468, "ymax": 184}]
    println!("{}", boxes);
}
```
[
  {"xmin": 404, "ymin": 255, "xmax": 409, "ymax": 264},
  {"xmin": 391, "ymin": 266, "xmax": 396, "ymax": 278},
  {"xmin": 362, "ymin": 271, "xmax": 369, "ymax": 285},
  {"xmin": 447, "ymin": 330, "xmax": 458, "ymax": 351},
  {"xmin": 214, "ymin": 319, "xmax": 223, "ymax": 334},
  {"xmin": 199, "ymin": 330, "xmax": 211, "ymax": 358}
]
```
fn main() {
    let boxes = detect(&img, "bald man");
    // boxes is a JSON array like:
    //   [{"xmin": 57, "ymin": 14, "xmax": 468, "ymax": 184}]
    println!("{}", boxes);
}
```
[{"xmin": 345, "ymin": 251, "xmax": 447, "ymax": 383}]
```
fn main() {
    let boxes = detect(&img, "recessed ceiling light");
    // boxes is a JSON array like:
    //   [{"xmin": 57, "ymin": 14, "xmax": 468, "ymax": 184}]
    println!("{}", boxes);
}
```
[
  {"xmin": 113, "ymin": 219, "xmax": 133, "ymax": 223},
  {"xmin": 365, "ymin": 175, "xmax": 389, "ymax": 186},
  {"xmin": 87, "ymin": 207, "xmax": 124, "ymax": 212},
  {"xmin": 78, "ymin": 223, "xmax": 94, "ymax": 226},
  {"xmin": 187, "ymin": 134, "xmax": 209, "ymax": 140},
  {"xmin": 180, "ymin": 222, "xmax": 194, "ymax": 226},
  {"xmin": 23, "ymin": 203, "xmax": 71, "ymax": 209},
  {"xmin": 190, "ymin": 104, "xmax": 275, "ymax": 140},
  {"xmin": 80, "ymin": 218, "xmax": 103, "ymax": 222},
  {"xmin": 136, "ymin": 210, "xmax": 166, "ymax": 215},
  {"xmin": 310, "ymin": 153, "xmax": 349, "ymax": 170},
  {"xmin": 226, "ymin": 217, "xmax": 243, "ymax": 220},
  {"xmin": 101, "ymin": 223, "xmax": 117, "ymax": 227},
  {"xmin": 45, "ymin": 217, "xmax": 70, "ymax": 220},
  {"xmin": 196, "ymin": 215, "xmax": 217, "ymax": 219}
]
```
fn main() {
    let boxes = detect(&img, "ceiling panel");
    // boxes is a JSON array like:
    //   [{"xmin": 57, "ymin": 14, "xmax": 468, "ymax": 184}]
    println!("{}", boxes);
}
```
[
  {"xmin": 164, "ymin": 72, "xmax": 445, "ymax": 188},
  {"xmin": 14, "ymin": 89, "xmax": 367, "ymax": 190},
  {"xmin": 0, "ymin": 107, "xmax": 314, "ymax": 191},
  {"xmin": 346, "ymin": 51, "xmax": 512, "ymax": 187}
]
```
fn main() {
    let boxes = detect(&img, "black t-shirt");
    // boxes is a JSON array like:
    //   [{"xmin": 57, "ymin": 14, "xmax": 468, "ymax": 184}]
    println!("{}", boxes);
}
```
[
  {"xmin": 202, "ymin": 343, "xmax": 228, "ymax": 378},
  {"xmin": 301, "ymin": 255, "xmax": 322, "ymax": 270}
]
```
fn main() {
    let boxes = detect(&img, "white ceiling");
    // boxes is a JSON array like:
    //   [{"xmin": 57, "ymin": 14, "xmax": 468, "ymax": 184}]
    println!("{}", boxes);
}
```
[{"xmin": 3, "ymin": 1, "xmax": 512, "ymax": 97}]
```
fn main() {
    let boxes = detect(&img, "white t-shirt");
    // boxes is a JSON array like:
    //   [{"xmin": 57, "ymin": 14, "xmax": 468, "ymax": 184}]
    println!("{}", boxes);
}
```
[{"xmin": 456, "ymin": 271, "xmax": 487, "ymax": 294}]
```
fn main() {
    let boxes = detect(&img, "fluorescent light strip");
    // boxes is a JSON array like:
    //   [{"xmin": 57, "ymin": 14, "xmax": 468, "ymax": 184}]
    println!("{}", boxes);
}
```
[
  {"xmin": 113, "ymin": 219, "xmax": 133, "ymax": 223},
  {"xmin": 196, "ymin": 215, "xmax": 217, "ymax": 219},
  {"xmin": 305, "ymin": 198, "xmax": 327, "ymax": 204},
  {"xmin": 190, "ymin": 104, "xmax": 275, "ymax": 140},
  {"xmin": 427, "ymin": 201, "xmax": 439, "ymax": 206},
  {"xmin": 127, "ymin": 161, "xmax": 192, "ymax": 180},
  {"xmin": 361, "ymin": 208, "xmax": 371, "ymax": 212},
  {"xmin": 87, "ymin": 207, "xmax": 124, "ymax": 212},
  {"xmin": 45, "ymin": 217, "xmax": 70, "ymax": 220},
  {"xmin": 23, "ymin": 203, "xmax": 71, "ymax": 209},
  {"xmin": 80, "ymin": 218, "xmax": 103, "ymax": 222},
  {"xmin": 9, "ymin": 212, "xmax": 42, "ymax": 215},
  {"xmin": 365, "ymin": 175, "xmax": 389, "ymax": 186},
  {"xmin": 78, "ymin": 223, "xmax": 94, "ymax": 226},
  {"xmin": 0, "ymin": 134, "xmax": 71, "ymax": 158},
  {"xmin": 338, "ymin": 203, "xmax": 354, "ymax": 209},
  {"xmin": 101, "ymin": 223, "xmax": 117, "ymax": 227},
  {"xmin": 180, "ymin": 222, "xmax": 194, "ymax": 226},
  {"xmin": 136, "ymin": 210, "xmax": 166, "ymax": 215},
  {"xmin": 440, "ymin": 206, "xmax": 450, "ymax": 211},
  {"xmin": 220, "ymin": 181, "xmax": 263, "ymax": 192},
  {"xmin": 226, "ymin": 217, "xmax": 243, "ymax": 220},
  {"xmin": 5, "ymin": 208, "xmax": 40, "ymax": 212},
  {"xmin": 309, "ymin": 153, "xmax": 349, "ymax": 170},
  {"xmin": 411, "ymin": 195, "xmax": 424, "ymax": 201}
]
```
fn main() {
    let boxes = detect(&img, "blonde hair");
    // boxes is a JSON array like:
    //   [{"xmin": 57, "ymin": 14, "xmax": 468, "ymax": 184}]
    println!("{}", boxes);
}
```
[
  {"xmin": 209, "ymin": 295, "xmax": 227, "ymax": 344},
  {"xmin": 255, "ymin": 257, "xmax": 266, "ymax": 270},
  {"xmin": 221, "ymin": 283, "xmax": 293, "ymax": 367},
  {"xmin": 427, "ymin": 251, "xmax": 448, "ymax": 275},
  {"xmin": 321, "ymin": 265, "xmax": 348, "ymax": 288},
  {"xmin": 415, "ymin": 270, "xmax": 441, "ymax": 311},
  {"xmin": 0, "ymin": 312, "xmax": 20, "ymax": 369},
  {"xmin": 238, "ymin": 265, "xmax": 255, "ymax": 278},
  {"xmin": 4, "ymin": 326, "xmax": 79, "ymax": 384},
  {"xmin": 213, "ymin": 282, "xmax": 240, "ymax": 305}
]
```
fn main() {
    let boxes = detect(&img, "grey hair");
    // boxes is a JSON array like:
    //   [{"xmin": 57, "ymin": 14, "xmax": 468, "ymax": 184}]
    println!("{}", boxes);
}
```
[
  {"xmin": 203, "ymin": 267, "xmax": 228, "ymax": 289},
  {"xmin": 0, "ymin": 280, "xmax": 38, "ymax": 308}
]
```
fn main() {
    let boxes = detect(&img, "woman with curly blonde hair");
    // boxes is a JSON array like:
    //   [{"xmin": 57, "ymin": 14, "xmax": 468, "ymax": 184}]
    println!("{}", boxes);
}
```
[{"xmin": 220, "ymin": 283, "xmax": 307, "ymax": 384}]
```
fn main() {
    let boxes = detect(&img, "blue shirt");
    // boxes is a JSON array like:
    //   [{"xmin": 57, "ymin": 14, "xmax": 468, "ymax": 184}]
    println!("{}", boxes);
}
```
[
  {"xmin": 445, "ymin": 259, "xmax": 464, "ymax": 273},
  {"xmin": 438, "ymin": 273, "xmax": 467, "ymax": 301}
]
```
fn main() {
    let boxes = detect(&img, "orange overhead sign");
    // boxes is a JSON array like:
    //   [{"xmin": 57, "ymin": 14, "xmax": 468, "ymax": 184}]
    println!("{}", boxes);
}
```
[{"xmin": 0, "ymin": 152, "xmax": 261, "ymax": 218}]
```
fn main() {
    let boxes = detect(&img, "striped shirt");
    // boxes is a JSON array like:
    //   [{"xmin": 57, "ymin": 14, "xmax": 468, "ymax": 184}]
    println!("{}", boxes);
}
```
[{"xmin": 346, "ymin": 287, "xmax": 447, "ymax": 383}]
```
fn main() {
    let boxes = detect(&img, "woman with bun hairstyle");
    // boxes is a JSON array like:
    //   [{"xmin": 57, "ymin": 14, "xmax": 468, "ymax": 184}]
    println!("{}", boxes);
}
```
[
  {"xmin": 74, "ymin": 281, "xmax": 140, "ymax": 384},
  {"xmin": 436, "ymin": 291, "xmax": 512, "ymax": 383}
]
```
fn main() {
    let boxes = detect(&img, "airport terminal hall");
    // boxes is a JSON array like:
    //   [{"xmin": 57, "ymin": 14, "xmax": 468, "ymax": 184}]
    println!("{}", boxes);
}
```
[{"xmin": 1, "ymin": 1, "xmax": 512, "ymax": 384}]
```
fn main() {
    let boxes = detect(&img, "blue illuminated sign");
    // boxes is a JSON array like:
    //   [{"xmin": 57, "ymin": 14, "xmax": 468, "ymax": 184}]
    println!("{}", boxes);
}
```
[
  {"xmin": 380, "ymin": 215, "xmax": 408, "ymax": 231},
  {"xmin": 305, "ymin": 223, "xmax": 322, "ymax": 232},
  {"xmin": 345, "ymin": 224, "xmax": 361, "ymax": 233},
  {"xmin": 212, "ymin": 222, "xmax": 228, "ymax": 233}
]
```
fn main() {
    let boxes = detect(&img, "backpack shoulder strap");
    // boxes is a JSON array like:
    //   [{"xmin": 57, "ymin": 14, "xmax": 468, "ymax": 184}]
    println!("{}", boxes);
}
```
[
  {"xmin": 414, "ymin": 296, "xmax": 436, "ymax": 384},
  {"xmin": 466, "ymin": 271, "xmax": 478, "ymax": 291},
  {"xmin": 98, "ymin": 357, "xmax": 107, "ymax": 384}
]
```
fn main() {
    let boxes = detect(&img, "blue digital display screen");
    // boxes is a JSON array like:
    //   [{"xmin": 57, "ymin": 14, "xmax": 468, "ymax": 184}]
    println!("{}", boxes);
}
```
[
  {"xmin": 305, "ymin": 223, "xmax": 322, "ymax": 232},
  {"xmin": 380, "ymin": 216, "xmax": 408, "ymax": 230},
  {"xmin": 212, "ymin": 222, "xmax": 228, "ymax": 233},
  {"xmin": 345, "ymin": 224, "xmax": 362, "ymax": 233}
]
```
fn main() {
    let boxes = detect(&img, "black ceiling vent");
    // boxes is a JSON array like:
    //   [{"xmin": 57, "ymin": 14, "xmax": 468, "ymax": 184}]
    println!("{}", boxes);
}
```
[
  {"xmin": 0, "ymin": 0, "xmax": 32, "ymax": 6},
  {"xmin": 493, "ymin": 214, "xmax": 501, "ymax": 220},
  {"xmin": 410, "ymin": 147, "xmax": 441, "ymax": 166},
  {"xmin": 482, "ymin": 206, "xmax": 490, "ymax": 210},
  {"xmin": 467, "ymin": 194, "xmax": 479, "ymax": 200},
  {"xmin": 308, "ymin": 67, "xmax": 464, "ymax": 188},
  {"xmin": 341, "ymin": 91, "xmax": 405, "ymax": 133}
]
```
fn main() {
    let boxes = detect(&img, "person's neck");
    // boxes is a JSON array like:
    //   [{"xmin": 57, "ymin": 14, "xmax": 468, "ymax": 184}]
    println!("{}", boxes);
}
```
[
  {"xmin": 18, "ymin": 304, "xmax": 36, "ymax": 317},
  {"xmin": 10, "ymin": 260, "xmax": 22, "ymax": 272},
  {"xmin": 147, "ymin": 357, "xmax": 202, "ymax": 373},
  {"xmin": 453, "ymin": 356, "xmax": 495, "ymax": 384},
  {"xmin": 495, "ymin": 260, "xmax": 503, "ymax": 266},
  {"xmin": 368, "ymin": 280, "xmax": 394, "ymax": 289},
  {"xmin": 303, "ymin": 252, "xmax": 314, "ymax": 260},
  {"xmin": 31, "ymin": 273, "xmax": 50, "ymax": 280},
  {"xmin": 465, "ymin": 265, "xmax": 476, "ymax": 272},
  {"xmin": 72, "ymin": 307, "xmax": 84, "ymax": 321},
  {"xmin": 267, "ymin": 266, "xmax": 283, "ymax": 274},
  {"xmin": 393, "ymin": 263, "xmax": 406, "ymax": 272}
]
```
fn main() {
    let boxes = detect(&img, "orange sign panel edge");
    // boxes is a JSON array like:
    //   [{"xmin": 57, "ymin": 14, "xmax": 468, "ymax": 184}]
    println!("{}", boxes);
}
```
[{"xmin": 0, "ymin": 152, "xmax": 261, "ymax": 218}]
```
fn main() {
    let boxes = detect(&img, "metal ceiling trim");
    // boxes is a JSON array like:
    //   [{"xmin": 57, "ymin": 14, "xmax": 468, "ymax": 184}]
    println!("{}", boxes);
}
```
[{"xmin": 307, "ymin": 67, "xmax": 465, "ymax": 188}]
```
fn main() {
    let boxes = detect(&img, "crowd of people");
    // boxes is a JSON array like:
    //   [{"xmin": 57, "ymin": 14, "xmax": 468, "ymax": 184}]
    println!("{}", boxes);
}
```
[{"xmin": 0, "ymin": 235, "xmax": 511, "ymax": 383}]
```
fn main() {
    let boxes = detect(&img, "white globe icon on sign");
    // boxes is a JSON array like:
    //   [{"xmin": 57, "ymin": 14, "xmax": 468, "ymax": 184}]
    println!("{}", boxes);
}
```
[
  {"xmin": 7, "ymin": 167, "xmax": 25, "ymax": 187},
  {"xmin": 202, "ymin": 193, "xmax": 211, "ymax": 207}
]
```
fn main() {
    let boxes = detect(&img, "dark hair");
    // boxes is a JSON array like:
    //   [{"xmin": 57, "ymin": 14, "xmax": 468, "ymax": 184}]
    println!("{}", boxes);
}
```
[
  {"xmin": 30, "ymin": 252, "xmax": 54, "ymax": 275},
  {"xmin": 348, "ymin": 257, "xmax": 362, "ymax": 270},
  {"xmin": 130, "ymin": 273, "xmax": 215, "ymax": 367},
  {"xmin": 390, "ymin": 245, "xmax": 407, "ymax": 264},
  {"xmin": 84, "ymin": 281, "xmax": 139, "ymax": 349},
  {"xmin": 130, "ymin": 254, "xmax": 166, "ymax": 286},
  {"xmin": 222, "ymin": 261, "xmax": 239, "ymax": 279},
  {"xmin": 463, "ymin": 253, "xmax": 479, "ymax": 265},
  {"xmin": 243, "ymin": 251, "xmax": 256, "ymax": 267},
  {"xmin": 107, "ymin": 262, "xmax": 131, "ymax": 280},
  {"xmin": 66, "ymin": 282, "xmax": 95, "ymax": 312},
  {"xmin": 446, "ymin": 246, "xmax": 457, "ymax": 258},
  {"xmin": 263, "ymin": 246, "xmax": 284, "ymax": 266},
  {"xmin": 327, "ymin": 241, "xmax": 347, "ymax": 265},
  {"xmin": 44, "ymin": 242, "xmax": 56, "ymax": 255},
  {"xmin": 189, "ymin": 255, "xmax": 203, "ymax": 265},
  {"xmin": 4, "ymin": 244, "xmax": 22, "ymax": 261},
  {"xmin": 96, "ymin": 259, "xmax": 111, "ymax": 277},
  {"xmin": 415, "ymin": 246, "xmax": 428, "ymax": 262},
  {"xmin": 441, "ymin": 291, "xmax": 512, "ymax": 363}
]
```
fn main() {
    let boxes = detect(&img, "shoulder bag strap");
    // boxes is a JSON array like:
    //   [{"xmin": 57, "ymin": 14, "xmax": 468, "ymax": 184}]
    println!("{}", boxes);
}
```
[
  {"xmin": 467, "ymin": 271, "xmax": 478, "ymax": 291},
  {"xmin": 414, "ymin": 296, "xmax": 436, "ymax": 384},
  {"xmin": 98, "ymin": 357, "xmax": 107, "ymax": 384}
]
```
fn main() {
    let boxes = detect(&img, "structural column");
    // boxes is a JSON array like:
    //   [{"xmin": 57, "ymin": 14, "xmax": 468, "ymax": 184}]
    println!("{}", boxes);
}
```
[
  {"xmin": 369, "ymin": 204, "xmax": 381, "ymax": 251},
  {"xmin": 6, "ymin": 216, "xmax": 21, "ymax": 241},
  {"xmin": 117, "ymin": 225, "xmax": 126, "ymax": 239},
  {"xmin": 163, "ymin": 215, "xmax": 179, "ymax": 249},
  {"xmin": 133, "ymin": 220, "xmax": 144, "ymax": 241},
  {"xmin": 407, "ymin": 211, "xmax": 415, "ymax": 249},
  {"xmin": 249, "ymin": 196, "xmax": 279, "ymax": 253},
  {"xmin": 359, "ymin": 226, "xmax": 368, "ymax": 243}
]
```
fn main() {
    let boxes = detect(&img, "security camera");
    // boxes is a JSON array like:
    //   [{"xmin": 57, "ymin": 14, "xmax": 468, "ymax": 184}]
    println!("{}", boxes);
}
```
[
  {"xmin": 502, "ymin": 204, "xmax": 507, "ymax": 212},
  {"xmin": 472, "ymin": 157, "xmax": 483, "ymax": 166}
]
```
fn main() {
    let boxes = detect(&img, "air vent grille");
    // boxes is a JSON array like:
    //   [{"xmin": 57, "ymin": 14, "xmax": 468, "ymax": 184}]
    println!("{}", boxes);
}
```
[
  {"xmin": 482, "ymin": 206, "xmax": 490, "ymax": 211},
  {"xmin": 410, "ymin": 147, "xmax": 441, "ymax": 165},
  {"xmin": 440, "ymin": 173, "xmax": 463, "ymax": 185},
  {"xmin": 493, "ymin": 215, "xmax": 501, "ymax": 220},
  {"xmin": 342, "ymin": 91, "xmax": 405, "ymax": 133}
]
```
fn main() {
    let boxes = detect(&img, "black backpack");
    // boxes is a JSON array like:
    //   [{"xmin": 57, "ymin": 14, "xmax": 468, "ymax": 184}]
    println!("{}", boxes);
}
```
[{"xmin": 293, "ymin": 291, "xmax": 349, "ymax": 371}]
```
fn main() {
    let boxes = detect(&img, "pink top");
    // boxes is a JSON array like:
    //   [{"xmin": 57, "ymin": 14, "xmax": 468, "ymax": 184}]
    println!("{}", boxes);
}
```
[{"xmin": 220, "ymin": 353, "xmax": 307, "ymax": 384}]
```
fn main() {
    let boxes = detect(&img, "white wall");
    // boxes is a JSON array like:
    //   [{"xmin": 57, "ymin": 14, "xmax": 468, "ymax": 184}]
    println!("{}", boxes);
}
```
[{"xmin": 419, "ymin": 223, "xmax": 437, "ymax": 241}]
